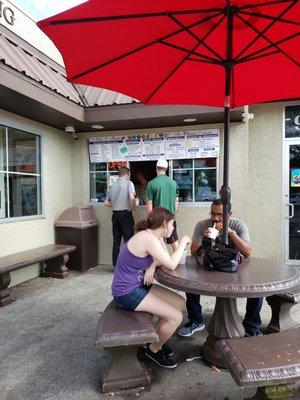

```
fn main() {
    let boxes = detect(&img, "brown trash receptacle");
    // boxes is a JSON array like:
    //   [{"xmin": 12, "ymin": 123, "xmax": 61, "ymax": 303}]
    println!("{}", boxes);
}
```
[{"xmin": 55, "ymin": 206, "xmax": 98, "ymax": 272}]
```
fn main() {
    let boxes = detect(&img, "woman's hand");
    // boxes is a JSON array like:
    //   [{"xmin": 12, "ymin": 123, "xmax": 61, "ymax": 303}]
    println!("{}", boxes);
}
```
[
  {"xmin": 180, "ymin": 235, "xmax": 191, "ymax": 246},
  {"xmin": 143, "ymin": 261, "xmax": 158, "ymax": 286}
]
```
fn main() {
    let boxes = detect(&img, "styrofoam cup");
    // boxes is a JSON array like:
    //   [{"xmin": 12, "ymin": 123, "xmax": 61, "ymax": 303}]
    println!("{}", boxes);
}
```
[
  {"xmin": 207, "ymin": 227, "xmax": 219, "ymax": 240},
  {"xmin": 179, "ymin": 249, "xmax": 187, "ymax": 265}
]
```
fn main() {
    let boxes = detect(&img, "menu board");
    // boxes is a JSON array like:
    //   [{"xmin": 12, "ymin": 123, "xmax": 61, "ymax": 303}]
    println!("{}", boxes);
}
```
[
  {"xmin": 89, "ymin": 129, "xmax": 219, "ymax": 162},
  {"xmin": 142, "ymin": 133, "xmax": 165, "ymax": 159},
  {"xmin": 186, "ymin": 130, "xmax": 219, "ymax": 158},
  {"xmin": 165, "ymin": 132, "xmax": 186, "ymax": 159}
]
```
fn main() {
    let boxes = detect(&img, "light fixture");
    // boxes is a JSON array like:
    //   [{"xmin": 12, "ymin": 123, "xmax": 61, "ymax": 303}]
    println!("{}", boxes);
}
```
[
  {"xmin": 183, "ymin": 118, "xmax": 197, "ymax": 123},
  {"xmin": 91, "ymin": 124, "xmax": 104, "ymax": 129}
]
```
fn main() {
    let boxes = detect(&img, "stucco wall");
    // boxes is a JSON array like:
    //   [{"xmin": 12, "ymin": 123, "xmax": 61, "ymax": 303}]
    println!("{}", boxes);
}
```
[
  {"xmin": 0, "ymin": 109, "xmax": 73, "ymax": 286},
  {"xmin": 248, "ymin": 103, "xmax": 284, "ymax": 261},
  {"xmin": 71, "ymin": 122, "xmax": 251, "ymax": 265},
  {"xmin": 1, "ymin": 106, "xmax": 285, "ymax": 288}
]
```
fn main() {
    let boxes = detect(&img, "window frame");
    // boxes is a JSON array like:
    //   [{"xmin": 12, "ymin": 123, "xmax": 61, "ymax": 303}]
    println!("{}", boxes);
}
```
[
  {"xmin": 89, "ymin": 158, "xmax": 219, "ymax": 207},
  {"xmin": 0, "ymin": 123, "xmax": 42, "ymax": 222}
]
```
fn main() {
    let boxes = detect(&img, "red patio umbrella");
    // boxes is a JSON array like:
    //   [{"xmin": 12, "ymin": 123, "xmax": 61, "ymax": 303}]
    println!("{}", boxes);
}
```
[{"xmin": 38, "ymin": 0, "xmax": 300, "ymax": 243}]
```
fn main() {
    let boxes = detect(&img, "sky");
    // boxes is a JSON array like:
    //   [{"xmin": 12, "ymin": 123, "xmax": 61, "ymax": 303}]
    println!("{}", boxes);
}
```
[{"xmin": 12, "ymin": 0, "xmax": 85, "ymax": 20}]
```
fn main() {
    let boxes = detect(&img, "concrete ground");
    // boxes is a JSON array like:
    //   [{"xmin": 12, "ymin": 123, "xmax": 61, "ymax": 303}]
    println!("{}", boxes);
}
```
[{"xmin": 0, "ymin": 265, "xmax": 299, "ymax": 400}]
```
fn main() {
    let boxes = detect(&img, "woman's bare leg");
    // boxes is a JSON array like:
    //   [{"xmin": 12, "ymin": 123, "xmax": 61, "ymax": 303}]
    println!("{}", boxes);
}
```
[
  {"xmin": 150, "ymin": 284, "xmax": 185, "ymax": 311},
  {"xmin": 149, "ymin": 284, "xmax": 185, "ymax": 334},
  {"xmin": 135, "ymin": 287, "xmax": 183, "ymax": 352}
]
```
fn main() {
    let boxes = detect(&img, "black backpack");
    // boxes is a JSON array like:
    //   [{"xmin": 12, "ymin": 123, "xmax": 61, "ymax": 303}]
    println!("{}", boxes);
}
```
[{"xmin": 202, "ymin": 237, "xmax": 242, "ymax": 273}]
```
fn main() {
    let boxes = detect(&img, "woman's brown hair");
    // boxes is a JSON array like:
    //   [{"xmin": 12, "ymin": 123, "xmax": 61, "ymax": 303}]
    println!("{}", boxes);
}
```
[{"xmin": 135, "ymin": 207, "xmax": 174, "ymax": 232}]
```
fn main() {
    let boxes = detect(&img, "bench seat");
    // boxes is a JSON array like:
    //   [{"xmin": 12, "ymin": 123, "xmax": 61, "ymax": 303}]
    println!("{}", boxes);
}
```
[
  {"xmin": 266, "ymin": 285, "xmax": 300, "ymax": 333},
  {"xmin": 0, "ymin": 244, "xmax": 76, "ymax": 307},
  {"xmin": 96, "ymin": 300, "xmax": 158, "ymax": 393},
  {"xmin": 216, "ymin": 330, "xmax": 300, "ymax": 399}
]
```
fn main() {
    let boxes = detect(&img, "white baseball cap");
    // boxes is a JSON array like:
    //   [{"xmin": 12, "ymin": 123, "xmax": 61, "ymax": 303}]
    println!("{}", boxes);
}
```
[{"xmin": 156, "ymin": 158, "xmax": 168, "ymax": 169}]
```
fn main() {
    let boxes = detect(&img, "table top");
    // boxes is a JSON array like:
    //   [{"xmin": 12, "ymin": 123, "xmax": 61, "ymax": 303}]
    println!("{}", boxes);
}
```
[{"xmin": 155, "ymin": 255, "xmax": 300, "ymax": 298}]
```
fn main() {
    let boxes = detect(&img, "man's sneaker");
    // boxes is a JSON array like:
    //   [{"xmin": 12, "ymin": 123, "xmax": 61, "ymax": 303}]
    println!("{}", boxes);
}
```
[
  {"xmin": 145, "ymin": 345, "xmax": 177, "ymax": 369},
  {"xmin": 143, "ymin": 343, "xmax": 174, "ymax": 357},
  {"xmin": 244, "ymin": 329, "xmax": 263, "ymax": 337},
  {"xmin": 177, "ymin": 322, "xmax": 205, "ymax": 337}
]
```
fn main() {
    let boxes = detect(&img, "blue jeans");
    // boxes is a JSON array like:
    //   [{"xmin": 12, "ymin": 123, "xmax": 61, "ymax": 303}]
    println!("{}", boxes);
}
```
[
  {"xmin": 186, "ymin": 293, "xmax": 263, "ymax": 333},
  {"xmin": 114, "ymin": 284, "xmax": 151, "ymax": 311}
]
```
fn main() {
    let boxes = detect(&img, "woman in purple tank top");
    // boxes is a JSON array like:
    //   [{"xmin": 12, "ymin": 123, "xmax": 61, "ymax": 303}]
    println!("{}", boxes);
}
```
[{"xmin": 111, "ymin": 207, "xmax": 191, "ymax": 369}]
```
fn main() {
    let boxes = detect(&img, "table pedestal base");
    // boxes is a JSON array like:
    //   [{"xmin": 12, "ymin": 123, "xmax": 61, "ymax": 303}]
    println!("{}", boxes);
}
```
[{"xmin": 202, "ymin": 297, "xmax": 245, "ymax": 368}]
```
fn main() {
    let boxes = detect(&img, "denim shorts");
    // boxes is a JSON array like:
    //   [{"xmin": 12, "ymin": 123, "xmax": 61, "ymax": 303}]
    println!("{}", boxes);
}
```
[{"xmin": 114, "ymin": 284, "xmax": 151, "ymax": 311}]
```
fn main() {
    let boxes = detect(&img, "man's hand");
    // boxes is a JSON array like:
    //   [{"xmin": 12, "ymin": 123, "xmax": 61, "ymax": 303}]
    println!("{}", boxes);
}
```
[{"xmin": 104, "ymin": 199, "xmax": 111, "ymax": 207}]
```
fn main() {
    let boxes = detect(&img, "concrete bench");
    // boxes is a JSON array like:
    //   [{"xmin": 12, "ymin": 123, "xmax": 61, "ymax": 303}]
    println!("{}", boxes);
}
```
[
  {"xmin": 216, "ymin": 330, "xmax": 300, "ymax": 400},
  {"xmin": 96, "ymin": 300, "xmax": 158, "ymax": 393},
  {"xmin": 0, "ymin": 244, "xmax": 76, "ymax": 307},
  {"xmin": 266, "ymin": 285, "xmax": 300, "ymax": 333}
]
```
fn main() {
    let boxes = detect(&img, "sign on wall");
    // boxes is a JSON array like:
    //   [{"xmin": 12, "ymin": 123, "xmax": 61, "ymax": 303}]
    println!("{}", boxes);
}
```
[
  {"xmin": 89, "ymin": 129, "xmax": 219, "ymax": 163},
  {"xmin": 285, "ymin": 106, "xmax": 300, "ymax": 138}
]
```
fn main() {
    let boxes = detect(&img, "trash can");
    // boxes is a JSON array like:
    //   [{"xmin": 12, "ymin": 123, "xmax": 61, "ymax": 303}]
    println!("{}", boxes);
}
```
[{"xmin": 55, "ymin": 205, "xmax": 98, "ymax": 272}]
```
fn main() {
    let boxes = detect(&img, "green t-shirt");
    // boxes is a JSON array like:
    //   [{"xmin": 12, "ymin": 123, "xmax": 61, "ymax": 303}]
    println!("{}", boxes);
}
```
[{"xmin": 146, "ymin": 175, "xmax": 179, "ymax": 213}]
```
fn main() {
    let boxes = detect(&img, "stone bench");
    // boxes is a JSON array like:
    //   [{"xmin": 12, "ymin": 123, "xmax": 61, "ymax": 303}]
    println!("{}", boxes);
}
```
[
  {"xmin": 96, "ymin": 300, "xmax": 158, "ymax": 393},
  {"xmin": 266, "ymin": 285, "xmax": 300, "ymax": 333},
  {"xmin": 0, "ymin": 244, "xmax": 76, "ymax": 307},
  {"xmin": 216, "ymin": 330, "xmax": 300, "ymax": 400}
]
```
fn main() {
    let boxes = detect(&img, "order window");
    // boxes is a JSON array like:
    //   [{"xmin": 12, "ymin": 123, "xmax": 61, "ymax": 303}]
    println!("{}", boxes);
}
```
[
  {"xmin": 0, "ymin": 125, "xmax": 41, "ymax": 219},
  {"xmin": 89, "ymin": 158, "xmax": 217, "ymax": 204}
]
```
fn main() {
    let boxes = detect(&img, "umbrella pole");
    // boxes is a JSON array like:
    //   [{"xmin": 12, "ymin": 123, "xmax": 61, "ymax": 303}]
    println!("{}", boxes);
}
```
[{"xmin": 220, "ymin": 3, "xmax": 235, "ymax": 245}]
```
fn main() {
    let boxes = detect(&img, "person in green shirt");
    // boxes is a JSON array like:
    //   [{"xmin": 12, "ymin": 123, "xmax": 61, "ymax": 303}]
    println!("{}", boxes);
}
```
[{"xmin": 146, "ymin": 159, "xmax": 179, "ymax": 251}]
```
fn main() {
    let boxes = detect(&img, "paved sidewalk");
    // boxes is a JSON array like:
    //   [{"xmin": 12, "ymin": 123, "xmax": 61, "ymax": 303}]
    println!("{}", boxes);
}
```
[{"xmin": 0, "ymin": 265, "xmax": 299, "ymax": 400}]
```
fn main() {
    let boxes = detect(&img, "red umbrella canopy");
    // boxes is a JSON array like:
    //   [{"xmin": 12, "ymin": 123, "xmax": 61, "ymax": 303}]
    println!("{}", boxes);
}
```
[{"xmin": 38, "ymin": 0, "xmax": 300, "ymax": 108}]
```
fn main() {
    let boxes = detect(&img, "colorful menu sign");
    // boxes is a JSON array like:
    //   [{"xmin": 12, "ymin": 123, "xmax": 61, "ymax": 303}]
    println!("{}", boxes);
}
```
[
  {"xmin": 89, "ymin": 129, "xmax": 219, "ymax": 163},
  {"xmin": 291, "ymin": 168, "xmax": 300, "ymax": 187}
]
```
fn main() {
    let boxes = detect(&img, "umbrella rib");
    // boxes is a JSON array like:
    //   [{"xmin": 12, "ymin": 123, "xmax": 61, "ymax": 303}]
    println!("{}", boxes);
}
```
[
  {"xmin": 167, "ymin": 13, "xmax": 224, "ymax": 61},
  {"xmin": 240, "ymin": 10, "xmax": 300, "ymax": 27},
  {"xmin": 45, "ymin": 8, "xmax": 225, "ymax": 26},
  {"xmin": 144, "ymin": 14, "xmax": 226, "ymax": 104},
  {"xmin": 70, "ymin": 11, "xmax": 224, "ymax": 81},
  {"xmin": 187, "ymin": 57, "xmax": 223, "ymax": 65},
  {"xmin": 236, "ymin": 14, "xmax": 300, "ymax": 68},
  {"xmin": 239, "ymin": 0, "xmax": 296, "ymax": 11},
  {"xmin": 236, "ymin": 0, "xmax": 298, "ymax": 60},
  {"xmin": 237, "ymin": 49, "xmax": 280, "ymax": 64},
  {"xmin": 159, "ymin": 40, "xmax": 222, "ymax": 64}
]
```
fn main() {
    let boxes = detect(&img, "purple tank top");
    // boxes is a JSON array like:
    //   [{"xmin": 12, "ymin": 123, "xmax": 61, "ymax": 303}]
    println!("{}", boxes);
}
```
[{"xmin": 111, "ymin": 243, "xmax": 153, "ymax": 297}]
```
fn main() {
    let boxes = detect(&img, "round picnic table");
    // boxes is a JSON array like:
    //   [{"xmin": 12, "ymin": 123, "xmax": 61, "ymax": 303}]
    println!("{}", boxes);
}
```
[{"xmin": 155, "ymin": 255, "xmax": 300, "ymax": 367}]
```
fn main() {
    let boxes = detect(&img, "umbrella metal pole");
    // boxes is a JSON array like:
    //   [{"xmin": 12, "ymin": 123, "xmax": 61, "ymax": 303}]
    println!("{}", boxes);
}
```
[{"xmin": 220, "ymin": 3, "xmax": 235, "ymax": 245}]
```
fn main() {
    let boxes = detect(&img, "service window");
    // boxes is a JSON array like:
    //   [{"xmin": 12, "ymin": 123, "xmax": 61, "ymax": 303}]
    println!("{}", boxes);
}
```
[
  {"xmin": 89, "ymin": 158, "xmax": 217, "ymax": 204},
  {"xmin": 0, "ymin": 125, "xmax": 41, "ymax": 219},
  {"xmin": 90, "ymin": 161, "xmax": 127, "ymax": 203},
  {"xmin": 172, "ymin": 158, "xmax": 217, "ymax": 202}
]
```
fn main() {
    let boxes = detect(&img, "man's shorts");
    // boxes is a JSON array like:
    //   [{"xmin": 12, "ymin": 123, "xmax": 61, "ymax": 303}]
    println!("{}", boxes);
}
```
[{"xmin": 166, "ymin": 220, "xmax": 178, "ymax": 244}]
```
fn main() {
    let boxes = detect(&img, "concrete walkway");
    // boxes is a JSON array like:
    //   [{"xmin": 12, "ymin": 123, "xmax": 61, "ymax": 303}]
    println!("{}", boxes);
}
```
[{"xmin": 0, "ymin": 265, "xmax": 299, "ymax": 400}]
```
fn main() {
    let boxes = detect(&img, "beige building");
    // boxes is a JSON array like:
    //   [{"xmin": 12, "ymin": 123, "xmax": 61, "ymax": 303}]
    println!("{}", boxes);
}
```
[{"xmin": 0, "ymin": 1, "xmax": 299, "ymax": 289}]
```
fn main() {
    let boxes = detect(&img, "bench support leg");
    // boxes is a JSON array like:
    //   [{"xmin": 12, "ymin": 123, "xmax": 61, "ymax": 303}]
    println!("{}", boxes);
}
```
[
  {"xmin": 266, "ymin": 296, "xmax": 299, "ymax": 333},
  {"xmin": 0, "ymin": 273, "xmax": 11, "ymax": 307},
  {"xmin": 246, "ymin": 384, "xmax": 298, "ymax": 399},
  {"xmin": 43, "ymin": 255, "xmax": 68, "ymax": 279},
  {"xmin": 202, "ymin": 297, "xmax": 245, "ymax": 368},
  {"xmin": 101, "ymin": 346, "xmax": 150, "ymax": 393}
]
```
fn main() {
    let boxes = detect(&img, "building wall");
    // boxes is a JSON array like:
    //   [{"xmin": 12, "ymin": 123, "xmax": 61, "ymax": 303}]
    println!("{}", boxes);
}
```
[
  {"xmin": 248, "ymin": 103, "xmax": 284, "ymax": 261},
  {"xmin": 71, "ymin": 122, "xmax": 252, "ymax": 265},
  {"xmin": 0, "ymin": 109, "xmax": 73, "ymax": 285},
  {"xmin": 0, "ymin": 105, "xmax": 286, "ymax": 288}
]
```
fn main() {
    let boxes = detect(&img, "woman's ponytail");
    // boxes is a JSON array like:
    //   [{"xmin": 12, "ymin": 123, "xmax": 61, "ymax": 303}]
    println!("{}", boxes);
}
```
[
  {"xmin": 135, "ymin": 207, "xmax": 174, "ymax": 232},
  {"xmin": 135, "ymin": 219, "xmax": 149, "ymax": 232}
]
